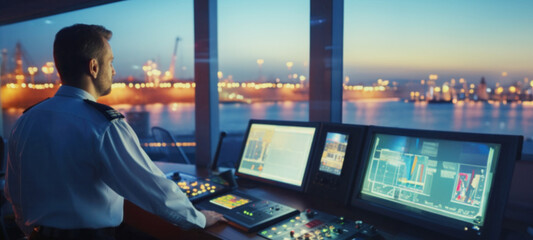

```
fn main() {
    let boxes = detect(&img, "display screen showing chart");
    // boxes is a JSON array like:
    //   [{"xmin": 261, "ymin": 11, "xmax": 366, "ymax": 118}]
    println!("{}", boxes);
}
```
[
  {"xmin": 237, "ymin": 123, "xmax": 317, "ymax": 187},
  {"xmin": 360, "ymin": 133, "xmax": 500, "ymax": 227},
  {"xmin": 209, "ymin": 194, "xmax": 251, "ymax": 210},
  {"xmin": 318, "ymin": 132, "xmax": 349, "ymax": 176}
]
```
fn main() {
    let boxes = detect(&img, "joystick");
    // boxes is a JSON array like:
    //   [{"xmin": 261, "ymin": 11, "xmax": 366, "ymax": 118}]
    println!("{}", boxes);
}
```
[
  {"xmin": 305, "ymin": 209, "xmax": 317, "ymax": 218},
  {"xmin": 171, "ymin": 172, "xmax": 181, "ymax": 181}
]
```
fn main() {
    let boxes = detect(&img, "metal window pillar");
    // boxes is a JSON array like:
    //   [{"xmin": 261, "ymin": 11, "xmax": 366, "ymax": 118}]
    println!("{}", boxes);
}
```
[
  {"xmin": 194, "ymin": 0, "xmax": 219, "ymax": 168},
  {"xmin": 309, "ymin": 0, "xmax": 343, "ymax": 123}
]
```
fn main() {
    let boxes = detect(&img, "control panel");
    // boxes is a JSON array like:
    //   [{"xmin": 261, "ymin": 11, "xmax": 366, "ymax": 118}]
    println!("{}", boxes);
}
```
[
  {"xmin": 166, "ymin": 171, "xmax": 233, "ymax": 203},
  {"xmin": 258, "ymin": 209, "xmax": 379, "ymax": 240},
  {"xmin": 196, "ymin": 191, "xmax": 299, "ymax": 232}
]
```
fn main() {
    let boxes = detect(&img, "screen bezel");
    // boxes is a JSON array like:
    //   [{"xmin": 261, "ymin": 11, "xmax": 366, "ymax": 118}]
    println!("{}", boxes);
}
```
[
  {"xmin": 235, "ymin": 119, "xmax": 320, "ymax": 192},
  {"xmin": 350, "ymin": 126, "xmax": 522, "ymax": 239}
]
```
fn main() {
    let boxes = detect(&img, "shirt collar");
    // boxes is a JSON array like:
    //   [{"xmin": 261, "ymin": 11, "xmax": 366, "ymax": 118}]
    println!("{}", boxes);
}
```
[{"xmin": 55, "ymin": 85, "xmax": 96, "ymax": 102}]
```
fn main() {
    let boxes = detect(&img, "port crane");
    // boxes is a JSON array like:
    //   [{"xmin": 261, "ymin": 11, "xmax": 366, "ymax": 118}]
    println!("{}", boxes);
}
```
[{"xmin": 167, "ymin": 37, "xmax": 181, "ymax": 80}]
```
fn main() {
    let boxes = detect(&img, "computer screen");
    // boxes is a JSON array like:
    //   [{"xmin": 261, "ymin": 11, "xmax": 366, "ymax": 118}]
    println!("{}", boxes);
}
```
[
  {"xmin": 209, "ymin": 194, "xmax": 251, "ymax": 210},
  {"xmin": 236, "ymin": 119, "xmax": 319, "ymax": 191},
  {"xmin": 351, "ymin": 127, "xmax": 522, "ymax": 239},
  {"xmin": 318, "ymin": 132, "xmax": 349, "ymax": 176}
]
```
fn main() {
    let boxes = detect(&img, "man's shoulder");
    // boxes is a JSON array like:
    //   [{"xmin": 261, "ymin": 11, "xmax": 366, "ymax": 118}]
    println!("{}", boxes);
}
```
[
  {"xmin": 83, "ymin": 100, "xmax": 125, "ymax": 121},
  {"xmin": 23, "ymin": 98, "xmax": 50, "ymax": 114}
]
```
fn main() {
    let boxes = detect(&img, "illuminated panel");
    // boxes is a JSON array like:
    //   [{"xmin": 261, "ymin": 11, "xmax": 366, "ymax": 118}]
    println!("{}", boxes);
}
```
[
  {"xmin": 238, "ymin": 123, "xmax": 316, "ymax": 187},
  {"xmin": 209, "ymin": 194, "xmax": 251, "ymax": 210},
  {"xmin": 360, "ymin": 133, "xmax": 500, "ymax": 228},
  {"xmin": 318, "ymin": 132, "xmax": 349, "ymax": 176}
]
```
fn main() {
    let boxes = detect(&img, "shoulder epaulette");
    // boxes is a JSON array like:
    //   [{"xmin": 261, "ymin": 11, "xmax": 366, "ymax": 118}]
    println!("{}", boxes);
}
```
[
  {"xmin": 84, "ymin": 99, "xmax": 124, "ymax": 121},
  {"xmin": 23, "ymin": 98, "xmax": 50, "ymax": 114}
]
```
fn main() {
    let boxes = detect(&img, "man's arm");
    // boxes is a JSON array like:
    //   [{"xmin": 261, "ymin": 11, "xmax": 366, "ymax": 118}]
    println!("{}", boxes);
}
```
[{"xmin": 98, "ymin": 119, "xmax": 210, "ymax": 229}]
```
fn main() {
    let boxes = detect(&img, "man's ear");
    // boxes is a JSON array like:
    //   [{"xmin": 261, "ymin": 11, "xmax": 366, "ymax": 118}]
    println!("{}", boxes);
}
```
[{"xmin": 89, "ymin": 58, "xmax": 99, "ymax": 79}]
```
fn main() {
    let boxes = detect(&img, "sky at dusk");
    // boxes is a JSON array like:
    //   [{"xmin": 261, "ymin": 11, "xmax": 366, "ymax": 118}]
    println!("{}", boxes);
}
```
[{"xmin": 1, "ymin": 0, "xmax": 532, "ymax": 86}]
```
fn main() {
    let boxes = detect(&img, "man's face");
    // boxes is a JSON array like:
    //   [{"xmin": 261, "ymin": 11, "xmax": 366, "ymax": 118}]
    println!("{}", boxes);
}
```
[{"xmin": 95, "ymin": 39, "xmax": 115, "ymax": 97}]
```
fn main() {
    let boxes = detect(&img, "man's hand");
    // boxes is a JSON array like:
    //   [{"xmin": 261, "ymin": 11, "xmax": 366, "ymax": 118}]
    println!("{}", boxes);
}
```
[{"xmin": 201, "ymin": 210, "xmax": 227, "ymax": 228}]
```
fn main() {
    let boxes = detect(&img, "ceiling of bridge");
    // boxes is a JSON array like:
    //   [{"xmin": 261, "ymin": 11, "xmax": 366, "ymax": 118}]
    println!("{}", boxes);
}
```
[{"xmin": 0, "ymin": 0, "xmax": 121, "ymax": 26}]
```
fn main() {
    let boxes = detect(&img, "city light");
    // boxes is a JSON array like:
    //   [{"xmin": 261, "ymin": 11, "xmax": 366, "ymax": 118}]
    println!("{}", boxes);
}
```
[
  {"xmin": 285, "ymin": 61, "xmax": 293, "ymax": 70},
  {"xmin": 41, "ymin": 62, "xmax": 55, "ymax": 83},
  {"xmin": 2, "ymin": 51, "xmax": 532, "ymax": 110},
  {"xmin": 27, "ymin": 66, "xmax": 38, "ymax": 84}
]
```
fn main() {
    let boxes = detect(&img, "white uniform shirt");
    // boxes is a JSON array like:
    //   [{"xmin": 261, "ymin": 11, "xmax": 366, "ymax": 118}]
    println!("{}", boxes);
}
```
[{"xmin": 5, "ymin": 85, "xmax": 205, "ymax": 235}]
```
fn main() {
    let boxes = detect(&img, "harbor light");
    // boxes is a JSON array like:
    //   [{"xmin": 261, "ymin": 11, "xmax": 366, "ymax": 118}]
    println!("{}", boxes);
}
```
[
  {"xmin": 285, "ymin": 61, "xmax": 293, "ymax": 70},
  {"xmin": 28, "ymin": 66, "xmax": 38, "ymax": 83},
  {"xmin": 41, "ymin": 62, "xmax": 55, "ymax": 82}
]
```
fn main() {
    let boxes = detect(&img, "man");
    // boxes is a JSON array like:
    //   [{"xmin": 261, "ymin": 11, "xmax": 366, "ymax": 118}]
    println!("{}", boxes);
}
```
[{"xmin": 5, "ymin": 24, "xmax": 225, "ymax": 240}]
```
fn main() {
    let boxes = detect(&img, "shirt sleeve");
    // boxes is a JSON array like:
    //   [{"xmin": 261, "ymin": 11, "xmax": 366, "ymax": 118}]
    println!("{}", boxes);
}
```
[{"xmin": 97, "ymin": 119, "xmax": 206, "ymax": 229}]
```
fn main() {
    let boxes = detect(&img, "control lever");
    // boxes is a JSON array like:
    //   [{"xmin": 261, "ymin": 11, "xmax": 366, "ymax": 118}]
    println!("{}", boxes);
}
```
[
  {"xmin": 210, "ymin": 131, "xmax": 227, "ymax": 171},
  {"xmin": 217, "ymin": 169, "xmax": 238, "ymax": 188}
]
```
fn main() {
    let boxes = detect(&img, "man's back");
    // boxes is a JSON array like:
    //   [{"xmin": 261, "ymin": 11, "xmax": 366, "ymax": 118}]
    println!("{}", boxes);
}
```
[{"xmin": 6, "ymin": 86, "xmax": 124, "ymax": 234}]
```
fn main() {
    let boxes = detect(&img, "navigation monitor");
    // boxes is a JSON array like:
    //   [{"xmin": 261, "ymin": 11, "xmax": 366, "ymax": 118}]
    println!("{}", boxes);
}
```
[
  {"xmin": 236, "ymin": 119, "xmax": 319, "ymax": 191},
  {"xmin": 306, "ymin": 123, "xmax": 366, "ymax": 204},
  {"xmin": 351, "ymin": 126, "xmax": 522, "ymax": 239},
  {"xmin": 318, "ymin": 132, "xmax": 349, "ymax": 176}
]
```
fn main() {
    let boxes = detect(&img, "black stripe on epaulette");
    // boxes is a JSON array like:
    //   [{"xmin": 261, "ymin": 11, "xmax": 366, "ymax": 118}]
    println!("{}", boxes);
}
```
[
  {"xmin": 23, "ymin": 98, "xmax": 50, "ymax": 114},
  {"xmin": 84, "ymin": 99, "xmax": 125, "ymax": 121}
]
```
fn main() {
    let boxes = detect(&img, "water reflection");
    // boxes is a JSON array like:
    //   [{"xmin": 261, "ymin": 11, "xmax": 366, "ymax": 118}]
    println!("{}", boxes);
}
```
[{"xmin": 2, "ymin": 100, "xmax": 532, "ymax": 140}]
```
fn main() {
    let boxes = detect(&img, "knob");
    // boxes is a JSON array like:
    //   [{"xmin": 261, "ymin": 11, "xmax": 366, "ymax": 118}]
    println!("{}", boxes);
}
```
[
  {"xmin": 355, "ymin": 220, "xmax": 363, "ymax": 229},
  {"xmin": 172, "ymin": 172, "xmax": 181, "ymax": 181},
  {"xmin": 305, "ymin": 209, "xmax": 315, "ymax": 218},
  {"xmin": 368, "ymin": 225, "xmax": 376, "ymax": 233}
]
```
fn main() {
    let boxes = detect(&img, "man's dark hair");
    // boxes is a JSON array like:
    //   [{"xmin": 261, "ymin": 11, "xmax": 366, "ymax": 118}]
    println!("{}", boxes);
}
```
[{"xmin": 53, "ymin": 24, "xmax": 112, "ymax": 83}]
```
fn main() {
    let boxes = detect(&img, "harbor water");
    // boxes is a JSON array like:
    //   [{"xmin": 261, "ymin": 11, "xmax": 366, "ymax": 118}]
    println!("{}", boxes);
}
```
[{"xmin": 3, "ymin": 99, "xmax": 533, "ymax": 155}]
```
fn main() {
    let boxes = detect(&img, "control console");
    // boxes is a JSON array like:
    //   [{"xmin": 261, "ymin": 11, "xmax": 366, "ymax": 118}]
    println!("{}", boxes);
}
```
[
  {"xmin": 166, "ymin": 171, "xmax": 234, "ymax": 203},
  {"xmin": 196, "ymin": 191, "xmax": 299, "ymax": 232},
  {"xmin": 258, "ymin": 209, "xmax": 379, "ymax": 240}
]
